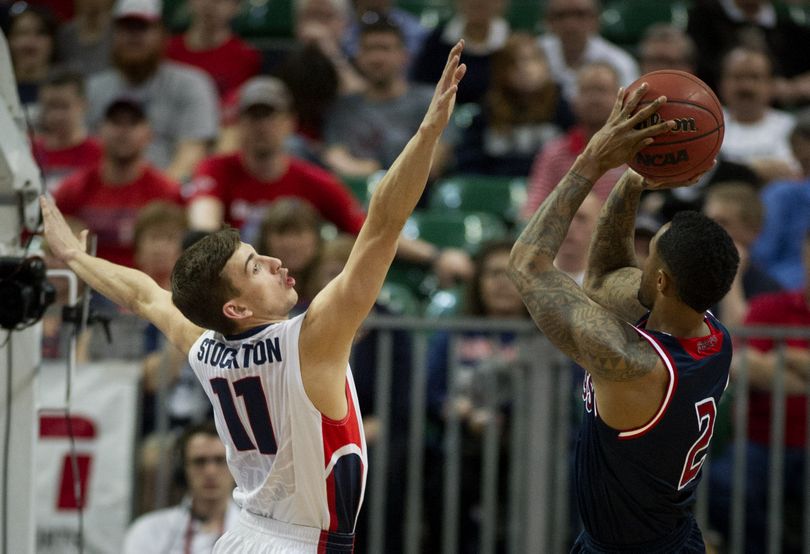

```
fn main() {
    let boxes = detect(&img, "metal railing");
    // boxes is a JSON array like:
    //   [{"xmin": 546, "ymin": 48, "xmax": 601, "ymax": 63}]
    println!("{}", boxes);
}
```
[{"xmin": 87, "ymin": 314, "xmax": 810, "ymax": 553}]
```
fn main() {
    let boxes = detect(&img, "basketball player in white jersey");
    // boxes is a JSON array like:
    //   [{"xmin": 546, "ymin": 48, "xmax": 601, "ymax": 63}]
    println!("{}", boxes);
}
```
[{"xmin": 40, "ymin": 41, "xmax": 467, "ymax": 554}]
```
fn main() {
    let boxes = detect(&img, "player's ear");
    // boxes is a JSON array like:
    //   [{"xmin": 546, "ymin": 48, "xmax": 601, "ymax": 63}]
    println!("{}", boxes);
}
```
[
  {"xmin": 656, "ymin": 268, "xmax": 676, "ymax": 297},
  {"xmin": 223, "ymin": 300, "xmax": 252, "ymax": 321}
]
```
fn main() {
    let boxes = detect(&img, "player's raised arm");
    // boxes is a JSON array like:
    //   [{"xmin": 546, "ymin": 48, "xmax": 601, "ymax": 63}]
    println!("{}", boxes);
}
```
[
  {"xmin": 508, "ymin": 85, "xmax": 671, "ymax": 380},
  {"xmin": 298, "ymin": 42, "xmax": 466, "ymax": 400},
  {"xmin": 40, "ymin": 196, "xmax": 204, "ymax": 354},
  {"xmin": 582, "ymin": 169, "xmax": 648, "ymax": 322}
]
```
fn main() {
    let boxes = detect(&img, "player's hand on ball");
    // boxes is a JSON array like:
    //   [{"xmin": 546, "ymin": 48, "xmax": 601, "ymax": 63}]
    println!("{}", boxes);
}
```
[{"xmin": 582, "ymin": 83, "xmax": 675, "ymax": 174}]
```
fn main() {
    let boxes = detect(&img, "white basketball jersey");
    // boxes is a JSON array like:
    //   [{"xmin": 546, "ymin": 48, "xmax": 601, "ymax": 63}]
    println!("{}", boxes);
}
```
[{"xmin": 188, "ymin": 313, "xmax": 367, "ymax": 540}]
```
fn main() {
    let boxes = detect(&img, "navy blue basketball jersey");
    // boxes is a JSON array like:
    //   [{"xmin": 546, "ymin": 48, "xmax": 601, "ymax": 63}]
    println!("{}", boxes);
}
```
[{"xmin": 575, "ymin": 311, "xmax": 731, "ymax": 549}]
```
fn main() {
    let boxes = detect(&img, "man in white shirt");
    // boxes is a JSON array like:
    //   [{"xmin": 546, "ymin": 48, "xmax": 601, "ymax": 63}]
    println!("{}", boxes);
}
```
[
  {"xmin": 538, "ymin": 0, "xmax": 638, "ymax": 102},
  {"xmin": 719, "ymin": 46, "xmax": 799, "ymax": 182},
  {"xmin": 123, "ymin": 422, "xmax": 239, "ymax": 554}
]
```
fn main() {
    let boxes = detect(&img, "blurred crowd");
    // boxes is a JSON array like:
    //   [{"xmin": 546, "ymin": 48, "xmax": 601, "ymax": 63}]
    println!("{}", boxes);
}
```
[{"xmin": 13, "ymin": 0, "xmax": 810, "ymax": 552}]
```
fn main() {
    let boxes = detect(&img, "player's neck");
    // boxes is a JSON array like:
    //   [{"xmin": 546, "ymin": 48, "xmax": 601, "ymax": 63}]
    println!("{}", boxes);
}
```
[{"xmin": 647, "ymin": 304, "xmax": 708, "ymax": 338}]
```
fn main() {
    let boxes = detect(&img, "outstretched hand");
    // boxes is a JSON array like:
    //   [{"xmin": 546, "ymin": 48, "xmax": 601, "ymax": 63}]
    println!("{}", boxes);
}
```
[
  {"xmin": 40, "ymin": 195, "xmax": 88, "ymax": 263},
  {"xmin": 582, "ymin": 83, "xmax": 675, "ymax": 174},
  {"xmin": 420, "ymin": 40, "xmax": 467, "ymax": 138}
]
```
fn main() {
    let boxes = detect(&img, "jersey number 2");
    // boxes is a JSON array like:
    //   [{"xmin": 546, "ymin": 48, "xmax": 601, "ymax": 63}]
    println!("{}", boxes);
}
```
[
  {"xmin": 678, "ymin": 397, "xmax": 716, "ymax": 490},
  {"xmin": 211, "ymin": 377, "xmax": 278, "ymax": 454}
]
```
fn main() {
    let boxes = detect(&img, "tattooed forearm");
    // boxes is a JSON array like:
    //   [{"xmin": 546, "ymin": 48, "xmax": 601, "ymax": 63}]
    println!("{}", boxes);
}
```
[
  {"xmin": 587, "ymin": 170, "xmax": 645, "ymax": 279},
  {"xmin": 516, "ymin": 270, "xmax": 660, "ymax": 381},
  {"xmin": 515, "ymin": 170, "xmax": 594, "ymax": 263}
]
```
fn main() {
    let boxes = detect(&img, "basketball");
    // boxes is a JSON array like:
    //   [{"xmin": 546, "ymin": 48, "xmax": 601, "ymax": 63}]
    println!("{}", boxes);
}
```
[{"xmin": 625, "ymin": 70, "xmax": 724, "ymax": 181}]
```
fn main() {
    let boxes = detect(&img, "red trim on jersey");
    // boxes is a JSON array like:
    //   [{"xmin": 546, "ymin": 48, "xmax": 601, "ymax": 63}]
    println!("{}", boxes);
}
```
[
  {"xmin": 321, "ymin": 380, "xmax": 364, "ymax": 533},
  {"xmin": 318, "ymin": 530, "xmax": 328, "ymax": 554},
  {"xmin": 618, "ymin": 326, "xmax": 679, "ymax": 440},
  {"xmin": 675, "ymin": 317, "xmax": 724, "ymax": 360}
]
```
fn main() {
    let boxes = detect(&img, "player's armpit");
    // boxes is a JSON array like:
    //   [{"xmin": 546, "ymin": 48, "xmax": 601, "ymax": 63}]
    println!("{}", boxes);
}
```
[
  {"xmin": 135, "ymin": 287, "xmax": 205, "ymax": 355},
  {"xmin": 514, "ymin": 269, "xmax": 659, "ymax": 382},
  {"xmin": 583, "ymin": 266, "xmax": 647, "ymax": 324}
]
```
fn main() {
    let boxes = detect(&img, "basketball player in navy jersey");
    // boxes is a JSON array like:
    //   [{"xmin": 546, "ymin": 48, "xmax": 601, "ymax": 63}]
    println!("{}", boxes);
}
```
[
  {"xmin": 510, "ymin": 84, "xmax": 740, "ymax": 553},
  {"xmin": 40, "ymin": 41, "xmax": 467, "ymax": 554}
]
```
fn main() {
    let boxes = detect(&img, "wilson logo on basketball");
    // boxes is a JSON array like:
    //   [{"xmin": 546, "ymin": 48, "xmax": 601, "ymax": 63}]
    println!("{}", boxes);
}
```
[
  {"xmin": 635, "ymin": 113, "xmax": 697, "ymax": 133},
  {"xmin": 635, "ymin": 149, "xmax": 689, "ymax": 167}
]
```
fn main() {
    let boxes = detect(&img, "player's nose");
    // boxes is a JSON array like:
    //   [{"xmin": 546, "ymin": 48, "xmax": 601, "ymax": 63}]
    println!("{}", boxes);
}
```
[{"xmin": 266, "ymin": 257, "xmax": 282, "ymax": 272}]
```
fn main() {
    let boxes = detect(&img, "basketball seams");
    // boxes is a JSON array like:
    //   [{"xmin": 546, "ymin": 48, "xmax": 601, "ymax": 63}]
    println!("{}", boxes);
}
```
[{"xmin": 626, "ymin": 70, "xmax": 724, "ymax": 179}]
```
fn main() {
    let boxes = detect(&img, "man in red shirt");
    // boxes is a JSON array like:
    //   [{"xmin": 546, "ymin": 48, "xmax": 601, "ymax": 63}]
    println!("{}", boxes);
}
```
[
  {"xmin": 34, "ymin": 69, "xmax": 102, "ymax": 192},
  {"xmin": 165, "ymin": 0, "xmax": 261, "ymax": 105},
  {"xmin": 187, "ymin": 76, "xmax": 366, "ymax": 242},
  {"xmin": 187, "ymin": 76, "xmax": 473, "ymax": 285},
  {"xmin": 54, "ymin": 97, "xmax": 181, "ymax": 267},
  {"xmin": 709, "ymin": 230, "xmax": 810, "ymax": 553}
]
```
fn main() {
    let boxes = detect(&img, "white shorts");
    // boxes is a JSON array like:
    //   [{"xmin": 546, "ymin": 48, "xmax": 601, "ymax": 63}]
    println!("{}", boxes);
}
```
[{"xmin": 213, "ymin": 510, "xmax": 355, "ymax": 554}]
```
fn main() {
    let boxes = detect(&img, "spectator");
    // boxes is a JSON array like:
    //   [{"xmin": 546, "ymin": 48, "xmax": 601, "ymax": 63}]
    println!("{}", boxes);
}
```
[
  {"xmin": 323, "ymin": 16, "xmax": 437, "ymax": 179},
  {"xmin": 637, "ymin": 23, "xmax": 697, "ymax": 75},
  {"xmin": 123, "ymin": 422, "xmax": 238, "ymax": 554},
  {"xmin": 187, "ymin": 76, "xmax": 473, "ymax": 287},
  {"xmin": 522, "ymin": 62, "xmax": 625, "ymax": 216},
  {"xmin": 703, "ymin": 182, "xmax": 782, "ymax": 328},
  {"xmin": 709, "ymin": 230, "xmax": 810, "ymax": 554},
  {"xmin": 293, "ymin": 0, "xmax": 366, "ymax": 95},
  {"xmin": 256, "ymin": 198, "xmax": 323, "ymax": 314},
  {"xmin": 411, "ymin": 0, "xmax": 510, "ymax": 105},
  {"xmin": 751, "ymin": 108, "xmax": 810, "ymax": 290},
  {"xmin": 6, "ymin": 2, "xmax": 59, "ymax": 118},
  {"xmin": 135, "ymin": 206, "xmax": 210, "ymax": 437},
  {"xmin": 86, "ymin": 0, "xmax": 220, "ymax": 182},
  {"xmin": 719, "ymin": 46, "xmax": 799, "ymax": 182},
  {"xmin": 538, "ymin": 0, "xmax": 638, "ymax": 103},
  {"xmin": 57, "ymin": 0, "xmax": 115, "ymax": 76},
  {"xmin": 34, "ymin": 69, "xmax": 102, "ymax": 192},
  {"xmin": 165, "ymin": 0, "xmax": 261, "ymax": 105},
  {"xmin": 53, "ymin": 97, "xmax": 181, "ymax": 267},
  {"xmin": 344, "ymin": 0, "xmax": 428, "ymax": 63},
  {"xmin": 554, "ymin": 192, "xmax": 602, "ymax": 284},
  {"xmin": 425, "ymin": 239, "xmax": 528, "ymax": 552},
  {"xmin": 454, "ymin": 32, "xmax": 574, "ymax": 176},
  {"xmin": 272, "ymin": 42, "xmax": 340, "ymax": 164},
  {"xmin": 186, "ymin": 76, "xmax": 365, "ymax": 244},
  {"xmin": 687, "ymin": 0, "xmax": 810, "ymax": 108}
]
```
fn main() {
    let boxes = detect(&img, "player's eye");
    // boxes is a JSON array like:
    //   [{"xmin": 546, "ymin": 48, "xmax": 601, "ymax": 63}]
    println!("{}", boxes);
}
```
[{"xmin": 253, "ymin": 262, "xmax": 260, "ymax": 274}]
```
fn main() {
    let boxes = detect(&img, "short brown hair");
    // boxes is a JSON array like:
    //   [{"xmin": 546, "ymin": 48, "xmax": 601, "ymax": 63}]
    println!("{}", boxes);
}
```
[
  {"xmin": 133, "ymin": 201, "xmax": 187, "ymax": 249},
  {"xmin": 256, "ymin": 198, "xmax": 322, "ymax": 254},
  {"xmin": 171, "ymin": 228, "xmax": 241, "ymax": 334},
  {"xmin": 705, "ymin": 182, "xmax": 763, "ymax": 231}
]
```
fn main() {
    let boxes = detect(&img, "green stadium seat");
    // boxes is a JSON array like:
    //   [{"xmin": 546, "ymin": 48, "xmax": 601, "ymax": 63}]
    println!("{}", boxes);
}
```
[
  {"xmin": 377, "ymin": 281, "xmax": 422, "ymax": 316},
  {"xmin": 600, "ymin": 0, "xmax": 690, "ymax": 49},
  {"xmin": 508, "ymin": 2, "xmax": 543, "ymax": 32},
  {"xmin": 163, "ymin": 0, "xmax": 294, "ymax": 38},
  {"xmin": 424, "ymin": 286, "xmax": 466, "ymax": 318},
  {"xmin": 385, "ymin": 261, "xmax": 431, "ymax": 298},
  {"xmin": 341, "ymin": 174, "xmax": 372, "ymax": 205},
  {"xmin": 429, "ymin": 175, "xmax": 527, "ymax": 225},
  {"xmin": 402, "ymin": 210, "xmax": 509, "ymax": 254}
]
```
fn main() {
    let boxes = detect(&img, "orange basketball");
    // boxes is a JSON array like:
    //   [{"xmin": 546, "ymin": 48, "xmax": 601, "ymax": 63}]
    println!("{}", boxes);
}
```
[{"xmin": 625, "ymin": 70, "xmax": 724, "ymax": 181}]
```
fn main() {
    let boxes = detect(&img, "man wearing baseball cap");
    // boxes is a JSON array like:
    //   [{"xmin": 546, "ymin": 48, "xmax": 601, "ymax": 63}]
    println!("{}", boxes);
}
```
[
  {"xmin": 187, "ymin": 76, "xmax": 474, "ymax": 286},
  {"xmin": 85, "ymin": 0, "xmax": 220, "ymax": 183},
  {"xmin": 53, "ymin": 94, "xmax": 181, "ymax": 267}
]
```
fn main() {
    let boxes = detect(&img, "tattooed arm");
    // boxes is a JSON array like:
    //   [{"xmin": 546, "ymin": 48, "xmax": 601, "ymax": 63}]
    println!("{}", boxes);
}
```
[
  {"xmin": 509, "ymin": 84, "xmax": 672, "ymax": 382},
  {"xmin": 582, "ymin": 169, "xmax": 648, "ymax": 323}
]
